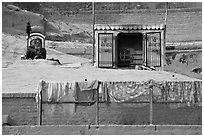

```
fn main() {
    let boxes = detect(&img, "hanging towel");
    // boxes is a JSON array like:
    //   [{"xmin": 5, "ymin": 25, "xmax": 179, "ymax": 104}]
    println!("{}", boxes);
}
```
[
  {"xmin": 74, "ymin": 80, "xmax": 99, "ymax": 105},
  {"xmin": 36, "ymin": 80, "xmax": 74, "ymax": 102},
  {"xmin": 99, "ymin": 81, "xmax": 111, "ymax": 106},
  {"xmin": 36, "ymin": 80, "xmax": 76, "ymax": 117},
  {"xmin": 100, "ymin": 81, "xmax": 109, "ymax": 102}
]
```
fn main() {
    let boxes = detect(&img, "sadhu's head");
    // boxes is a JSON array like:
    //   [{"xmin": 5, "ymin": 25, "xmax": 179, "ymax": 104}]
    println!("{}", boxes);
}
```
[
  {"xmin": 35, "ymin": 38, "xmax": 42, "ymax": 51},
  {"xmin": 30, "ymin": 38, "xmax": 42, "ymax": 49}
]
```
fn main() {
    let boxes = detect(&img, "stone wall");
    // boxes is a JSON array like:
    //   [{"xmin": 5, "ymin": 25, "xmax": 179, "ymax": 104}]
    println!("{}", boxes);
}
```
[{"xmin": 2, "ymin": 93, "xmax": 202, "ymax": 126}]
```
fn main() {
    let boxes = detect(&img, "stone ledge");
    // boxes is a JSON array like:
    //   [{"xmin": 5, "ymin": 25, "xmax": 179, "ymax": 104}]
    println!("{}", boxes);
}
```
[
  {"xmin": 2, "ymin": 125, "xmax": 202, "ymax": 135},
  {"xmin": 2, "ymin": 93, "xmax": 36, "ymax": 98}
]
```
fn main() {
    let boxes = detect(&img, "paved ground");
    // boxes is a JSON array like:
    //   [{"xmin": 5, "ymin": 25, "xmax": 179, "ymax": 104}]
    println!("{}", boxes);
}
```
[
  {"xmin": 2, "ymin": 125, "xmax": 202, "ymax": 135},
  {"xmin": 2, "ymin": 55, "xmax": 200, "ymax": 93}
]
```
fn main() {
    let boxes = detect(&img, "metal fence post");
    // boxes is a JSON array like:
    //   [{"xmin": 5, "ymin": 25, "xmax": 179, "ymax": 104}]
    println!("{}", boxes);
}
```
[
  {"xmin": 149, "ymin": 86, "xmax": 153, "ymax": 125},
  {"xmin": 38, "ymin": 90, "xmax": 42, "ymax": 125},
  {"xmin": 95, "ymin": 88, "xmax": 99, "ymax": 125}
]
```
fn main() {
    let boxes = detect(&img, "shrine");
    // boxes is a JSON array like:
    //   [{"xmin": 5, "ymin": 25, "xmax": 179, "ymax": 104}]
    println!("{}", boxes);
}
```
[{"xmin": 94, "ymin": 24, "xmax": 166, "ymax": 70}]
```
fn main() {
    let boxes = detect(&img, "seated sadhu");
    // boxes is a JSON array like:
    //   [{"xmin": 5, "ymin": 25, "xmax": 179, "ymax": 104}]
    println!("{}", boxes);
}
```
[{"xmin": 26, "ymin": 38, "xmax": 46, "ymax": 59}]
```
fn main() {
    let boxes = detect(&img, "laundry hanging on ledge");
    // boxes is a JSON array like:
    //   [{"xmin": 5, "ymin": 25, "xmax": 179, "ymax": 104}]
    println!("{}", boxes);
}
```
[
  {"xmin": 74, "ymin": 80, "xmax": 99, "ymax": 106},
  {"xmin": 36, "ymin": 80, "xmax": 99, "ymax": 103},
  {"xmin": 35, "ymin": 80, "xmax": 76, "ymax": 117},
  {"xmin": 100, "ymin": 80, "xmax": 202, "ymax": 106},
  {"xmin": 36, "ymin": 80, "xmax": 76, "ymax": 103},
  {"xmin": 153, "ymin": 80, "xmax": 202, "ymax": 106},
  {"xmin": 100, "ymin": 81, "xmax": 151, "ymax": 103}
]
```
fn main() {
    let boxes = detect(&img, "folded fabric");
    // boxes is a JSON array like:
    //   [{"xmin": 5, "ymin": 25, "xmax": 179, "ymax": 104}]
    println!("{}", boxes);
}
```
[
  {"xmin": 74, "ymin": 80, "xmax": 99, "ymax": 105},
  {"xmin": 100, "ymin": 82, "xmax": 109, "ymax": 102},
  {"xmin": 75, "ymin": 80, "xmax": 99, "ymax": 91}
]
